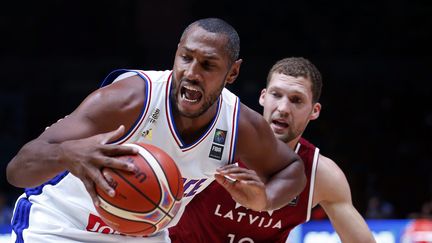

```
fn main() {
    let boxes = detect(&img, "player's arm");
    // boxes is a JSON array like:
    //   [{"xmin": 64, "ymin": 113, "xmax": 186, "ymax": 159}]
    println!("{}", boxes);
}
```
[
  {"xmin": 314, "ymin": 155, "xmax": 376, "ymax": 243},
  {"xmin": 218, "ymin": 103, "xmax": 306, "ymax": 211},
  {"xmin": 6, "ymin": 75, "xmax": 145, "ymax": 204}
]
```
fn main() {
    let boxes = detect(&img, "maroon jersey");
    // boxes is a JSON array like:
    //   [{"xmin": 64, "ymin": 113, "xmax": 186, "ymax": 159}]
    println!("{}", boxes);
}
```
[{"xmin": 169, "ymin": 138, "xmax": 319, "ymax": 243}]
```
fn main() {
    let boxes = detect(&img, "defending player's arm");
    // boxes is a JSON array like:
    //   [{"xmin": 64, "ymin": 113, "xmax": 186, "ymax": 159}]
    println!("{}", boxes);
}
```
[
  {"xmin": 217, "ymin": 104, "xmax": 306, "ymax": 211},
  {"xmin": 314, "ymin": 155, "xmax": 376, "ymax": 243},
  {"xmin": 6, "ymin": 75, "xmax": 145, "ymax": 205}
]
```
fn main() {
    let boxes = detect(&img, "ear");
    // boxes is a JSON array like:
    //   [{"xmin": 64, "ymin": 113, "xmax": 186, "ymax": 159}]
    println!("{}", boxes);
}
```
[
  {"xmin": 259, "ymin": 89, "xmax": 266, "ymax": 106},
  {"xmin": 226, "ymin": 59, "xmax": 243, "ymax": 84},
  {"xmin": 310, "ymin": 102, "xmax": 321, "ymax": 120}
]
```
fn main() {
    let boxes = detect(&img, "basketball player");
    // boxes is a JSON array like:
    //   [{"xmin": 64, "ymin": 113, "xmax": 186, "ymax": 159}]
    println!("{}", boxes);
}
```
[
  {"xmin": 6, "ymin": 18, "xmax": 306, "ymax": 242},
  {"xmin": 169, "ymin": 57, "xmax": 376, "ymax": 243}
]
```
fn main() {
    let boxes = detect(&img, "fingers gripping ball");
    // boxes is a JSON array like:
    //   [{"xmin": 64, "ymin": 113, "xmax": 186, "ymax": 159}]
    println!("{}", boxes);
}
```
[{"xmin": 95, "ymin": 143, "xmax": 183, "ymax": 236}]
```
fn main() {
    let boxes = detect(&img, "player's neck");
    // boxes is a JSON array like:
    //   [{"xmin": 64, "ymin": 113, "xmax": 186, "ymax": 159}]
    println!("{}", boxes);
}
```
[
  {"xmin": 287, "ymin": 136, "xmax": 301, "ymax": 150},
  {"xmin": 172, "ymin": 104, "xmax": 218, "ymax": 144}
]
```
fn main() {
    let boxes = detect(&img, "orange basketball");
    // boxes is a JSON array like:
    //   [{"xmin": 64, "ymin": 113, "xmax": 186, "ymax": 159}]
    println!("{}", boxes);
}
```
[{"xmin": 95, "ymin": 142, "xmax": 183, "ymax": 236}]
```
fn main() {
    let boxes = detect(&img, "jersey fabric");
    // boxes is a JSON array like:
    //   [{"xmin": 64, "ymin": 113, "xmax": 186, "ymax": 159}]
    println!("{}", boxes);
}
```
[
  {"xmin": 10, "ymin": 69, "xmax": 240, "ymax": 243},
  {"xmin": 169, "ymin": 138, "xmax": 319, "ymax": 243}
]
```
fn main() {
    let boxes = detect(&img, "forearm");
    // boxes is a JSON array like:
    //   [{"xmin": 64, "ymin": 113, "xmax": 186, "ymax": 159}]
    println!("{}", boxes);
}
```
[
  {"xmin": 324, "ymin": 203, "xmax": 376, "ymax": 243},
  {"xmin": 6, "ymin": 139, "xmax": 66, "ymax": 188},
  {"xmin": 336, "ymin": 218, "xmax": 376, "ymax": 243},
  {"xmin": 264, "ymin": 159, "xmax": 306, "ymax": 210}
]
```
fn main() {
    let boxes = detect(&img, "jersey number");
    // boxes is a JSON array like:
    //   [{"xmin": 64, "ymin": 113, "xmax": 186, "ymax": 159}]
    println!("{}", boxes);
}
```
[{"xmin": 228, "ymin": 233, "xmax": 254, "ymax": 243}]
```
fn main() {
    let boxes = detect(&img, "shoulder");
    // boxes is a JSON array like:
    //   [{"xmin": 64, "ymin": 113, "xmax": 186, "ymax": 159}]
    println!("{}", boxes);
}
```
[
  {"xmin": 102, "ymin": 69, "xmax": 171, "ymax": 86},
  {"xmin": 317, "ymin": 155, "xmax": 346, "ymax": 181},
  {"xmin": 313, "ymin": 154, "xmax": 351, "ymax": 206},
  {"xmin": 95, "ymin": 74, "xmax": 146, "ymax": 110},
  {"xmin": 76, "ymin": 74, "xmax": 148, "ymax": 132},
  {"xmin": 138, "ymin": 70, "xmax": 172, "ymax": 83}
]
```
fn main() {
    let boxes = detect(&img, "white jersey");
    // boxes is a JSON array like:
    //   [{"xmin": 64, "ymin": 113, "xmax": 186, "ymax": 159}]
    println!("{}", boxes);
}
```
[{"xmin": 10, "ymin": 69, "xmax": 240, "ymax": 243}]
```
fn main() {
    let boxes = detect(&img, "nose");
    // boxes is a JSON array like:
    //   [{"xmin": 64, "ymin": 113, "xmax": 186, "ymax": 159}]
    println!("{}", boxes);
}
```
[
  {"xmin": 184, "ymin": 60, "xmax": 202, "ymax": 82},
  {"xmin": 276, "ymin": 99, "xmax": 291, "ymax": 116}
]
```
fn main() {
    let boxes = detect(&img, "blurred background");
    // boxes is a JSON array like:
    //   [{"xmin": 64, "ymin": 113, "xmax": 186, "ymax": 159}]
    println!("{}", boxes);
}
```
[{"xmin": 1, "ymin": 0, "xmax": 431, "ymax": 235}]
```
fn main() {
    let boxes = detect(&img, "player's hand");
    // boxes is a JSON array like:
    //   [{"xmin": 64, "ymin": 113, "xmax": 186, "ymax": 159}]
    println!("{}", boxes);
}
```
[
  {"xmin": 58, "ymin": 125, "xmax": 138, "ymax": 206},
  {"xmin": 215, "ymin": 164, "xmax": 268, "ymax": 212}
]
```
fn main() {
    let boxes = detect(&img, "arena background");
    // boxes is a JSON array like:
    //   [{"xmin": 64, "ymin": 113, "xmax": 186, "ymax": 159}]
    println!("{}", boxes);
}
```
[{"xmin": 1, "ymin": 0, "xmax": 431, "ymax": 229}]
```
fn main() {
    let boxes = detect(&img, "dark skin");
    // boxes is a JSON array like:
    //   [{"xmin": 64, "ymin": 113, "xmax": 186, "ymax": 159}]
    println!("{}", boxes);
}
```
[{"xmin": 7, "ymin": 24, "xmax": 305, "ymax": 211}]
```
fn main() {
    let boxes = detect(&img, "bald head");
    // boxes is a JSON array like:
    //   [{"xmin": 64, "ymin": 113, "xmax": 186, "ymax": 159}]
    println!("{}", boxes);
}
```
[{"xmin": 181, "ymin": 18, "xmax": 240, "ymax": 64}]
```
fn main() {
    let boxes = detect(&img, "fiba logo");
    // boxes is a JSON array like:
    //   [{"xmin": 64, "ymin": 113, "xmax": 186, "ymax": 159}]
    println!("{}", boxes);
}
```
[
  {"xmin": 209, "ymin": 144, "xmax": 224, "ymax": 160},
  {"xmin": 213, "ymin": 129, "xmax": 227, "ymax": 145},
  {"xmin": 209, "ymin": 129, "xmax": 227, "ymax": 160}
]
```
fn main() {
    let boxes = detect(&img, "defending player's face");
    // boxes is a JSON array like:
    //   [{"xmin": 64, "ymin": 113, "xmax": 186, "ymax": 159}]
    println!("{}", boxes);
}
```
[
  {"xmin": 259, "ymin": 73, "xmax": 321, "ymax": 143},
  {"xmin": 171, "ymin": 25, "xmax": 237, "ymax": 118}
]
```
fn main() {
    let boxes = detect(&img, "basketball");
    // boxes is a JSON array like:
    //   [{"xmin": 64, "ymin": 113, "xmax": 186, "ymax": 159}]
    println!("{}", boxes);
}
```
[{"xmin": 95, "ymin": 142, "xmax": 183, "ymax": 236}]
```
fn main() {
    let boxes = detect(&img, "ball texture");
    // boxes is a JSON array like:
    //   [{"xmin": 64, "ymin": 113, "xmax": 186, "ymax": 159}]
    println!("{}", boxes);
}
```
[{"xmin": 95, "ymin": 142, "xmax": 183, "ymax": 236}]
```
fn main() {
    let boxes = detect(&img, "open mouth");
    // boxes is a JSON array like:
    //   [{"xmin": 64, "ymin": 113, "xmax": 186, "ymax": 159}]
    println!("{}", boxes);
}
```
[
  {"xmin": 180, "ymin": 85, "xmax": 203, "ymax": 103},
  {"xmin": 272, "ymin": 119, "xmax": 289, "ymax": 129}
]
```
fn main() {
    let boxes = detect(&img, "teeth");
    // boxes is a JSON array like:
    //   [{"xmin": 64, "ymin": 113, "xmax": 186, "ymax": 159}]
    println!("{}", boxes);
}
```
[
  {"xmin": 181, "ymin": 93, "xmax": 199, "ymax": 103},
  {"xmin": 184, "ymin": 85, "xmax": 199, "ymax": 92}
]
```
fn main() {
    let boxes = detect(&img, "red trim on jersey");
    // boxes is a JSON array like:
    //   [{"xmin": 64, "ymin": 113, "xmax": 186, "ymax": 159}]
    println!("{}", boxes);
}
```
[
  {"xmin": 116, "ymin": 71, "xmax": 152, "ymax": 144},
  {"xmin": 165, "ymin": 74, "xmax": 183, "ymax": 147},
  {"xmin": 228, "ymin": 97, "xmax": 239, "ymax": 163}
]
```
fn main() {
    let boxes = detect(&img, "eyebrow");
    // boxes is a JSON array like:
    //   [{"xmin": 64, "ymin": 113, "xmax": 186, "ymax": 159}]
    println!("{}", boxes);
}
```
[
  {"xmin": 182, "ymin": 46, "xmax": 221, "ymax": 60},
  {"xmin": 269, "ymin": 86, "xmax": 308, "ymax": 96}
]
